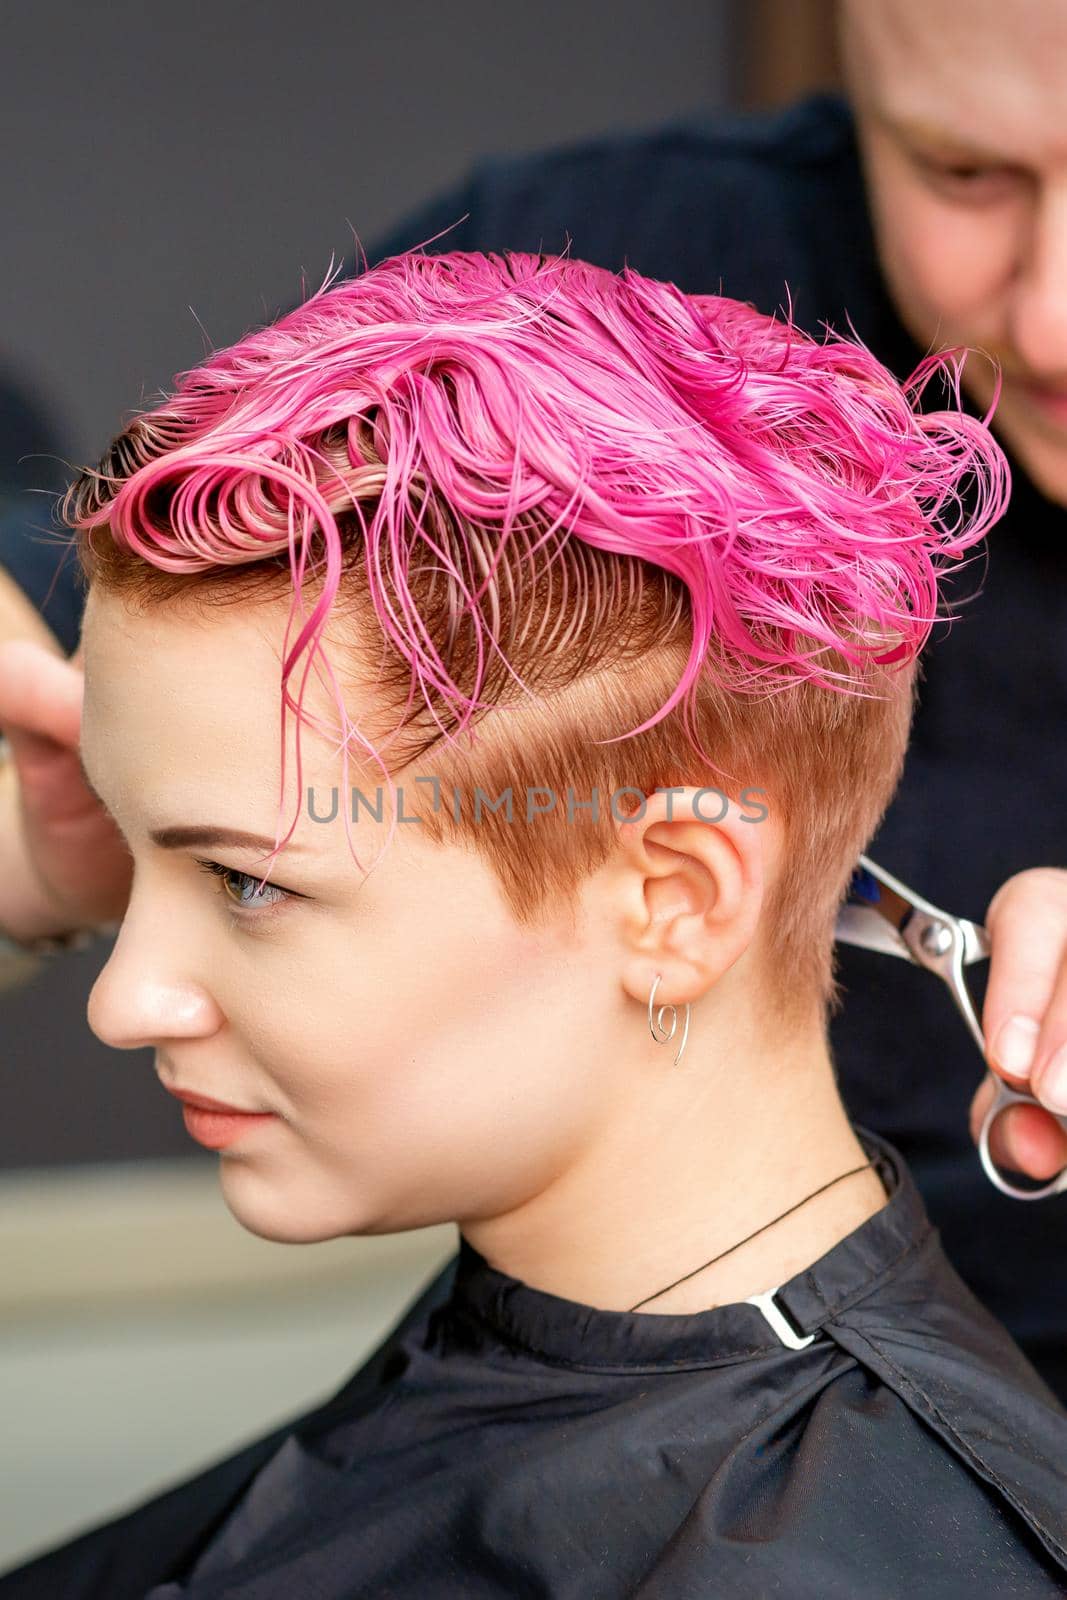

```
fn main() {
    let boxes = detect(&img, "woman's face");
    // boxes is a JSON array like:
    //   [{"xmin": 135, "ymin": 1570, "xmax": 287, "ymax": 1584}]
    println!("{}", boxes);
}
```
[{"xmin": 80, "ymin": 586, "xmax": 620, "ymax": 1244}]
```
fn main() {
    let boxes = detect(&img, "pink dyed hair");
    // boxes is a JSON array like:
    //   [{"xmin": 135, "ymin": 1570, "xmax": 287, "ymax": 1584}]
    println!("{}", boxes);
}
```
[{"xmin": 67, "ymin": 250, "xmax": 1008, "ymax": 1010}]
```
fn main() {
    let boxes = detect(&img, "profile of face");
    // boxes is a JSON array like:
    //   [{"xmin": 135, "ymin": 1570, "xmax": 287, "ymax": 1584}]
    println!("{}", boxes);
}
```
[
  {"xmin": 840, "ymin": 0, "xmax": 1067, "ymax": 504},
  {"xmin": 79, "ymin": 586, "xmax": 771, "ymax": 1250}
]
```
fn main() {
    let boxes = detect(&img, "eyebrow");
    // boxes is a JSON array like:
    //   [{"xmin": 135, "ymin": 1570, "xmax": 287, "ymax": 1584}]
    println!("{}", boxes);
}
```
[
  {"xmin": 149, "ymin": 824, "xmax": 310, "ymax": 855},
  {"xmin": 881, "ymin": 113, "xmax": 1017, "ymax": 166},
  {"xmin": 78, "ymin": 751, "xmax": 310, "ymax": 856}
]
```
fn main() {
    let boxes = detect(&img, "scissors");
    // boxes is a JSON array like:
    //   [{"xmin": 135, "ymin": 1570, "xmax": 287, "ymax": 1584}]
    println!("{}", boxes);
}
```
[{"xmin": 836, "ymin": 856, "xmax": 1067, "ymax": 1201}]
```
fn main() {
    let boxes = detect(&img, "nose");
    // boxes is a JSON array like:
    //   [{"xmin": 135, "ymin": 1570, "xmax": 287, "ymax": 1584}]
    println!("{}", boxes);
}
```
[
  {"xmin": 87, "ymin": 917, "xmax": 224, "ymax": 1051},
  {"xmin": 1008, "ymin": 176, "xmax": 1067, "ymax": 378}
]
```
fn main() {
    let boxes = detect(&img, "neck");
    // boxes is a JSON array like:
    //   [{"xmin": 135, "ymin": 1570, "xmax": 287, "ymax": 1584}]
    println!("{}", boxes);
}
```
[{"xmin": 459, "ymin": 999, "xmax": 888, "ymax": 1314}]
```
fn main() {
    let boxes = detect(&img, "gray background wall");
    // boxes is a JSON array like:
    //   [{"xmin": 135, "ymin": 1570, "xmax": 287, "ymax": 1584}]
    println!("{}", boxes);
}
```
[
  {"xmin": 4, "ymin": 0, "xmax": 738, "ymax": 470},
  {"xmin": 1, "ymin": 0, "xmax": 740, "ymax": 1170}
]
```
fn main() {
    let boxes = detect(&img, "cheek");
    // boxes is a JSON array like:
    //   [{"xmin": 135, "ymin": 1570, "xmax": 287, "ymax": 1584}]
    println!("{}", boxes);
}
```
[
  {"xmin": 865, "ymin": 163, "xmax": 1018, "ymax": 345},
  {"xmin": 228, "ymin": 908, "xmax": 597, "ymax": 1226}
]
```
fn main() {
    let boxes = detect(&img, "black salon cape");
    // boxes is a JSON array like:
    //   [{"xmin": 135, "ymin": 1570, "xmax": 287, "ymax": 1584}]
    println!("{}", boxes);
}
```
[{"xmin": 2, "ymin": 1130, "xmax": 1066, "ymax": 1598}]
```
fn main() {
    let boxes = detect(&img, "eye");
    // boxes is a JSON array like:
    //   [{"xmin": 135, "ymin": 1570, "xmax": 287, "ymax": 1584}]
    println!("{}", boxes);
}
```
[
  {"xmin": 195, "ymin": 858, "xmax": 295, "ymax": 920},
  {"xmin": 912, "ymin": 151, "xmax": 1027, "ymax": 202}
]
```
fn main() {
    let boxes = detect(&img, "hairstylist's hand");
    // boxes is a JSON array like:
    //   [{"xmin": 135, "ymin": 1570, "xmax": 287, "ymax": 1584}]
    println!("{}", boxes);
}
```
[
  {"xmin": 970, "ymin": 868, "xmax": 1067, "ymax": 1180},
  {"xmin": 0, "ymin": 638, "xmax": 131, "ymax": 941}
]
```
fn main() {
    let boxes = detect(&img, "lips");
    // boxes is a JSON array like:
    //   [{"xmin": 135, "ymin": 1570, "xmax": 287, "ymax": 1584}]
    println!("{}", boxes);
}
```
[
  {"xmin": 1016, "ymin": 379, "xmax": 1067, "ymax": 422},
  {"xmin": 163, "ymin": 1084, "xmax": 264, "ymax": 1116},
  {"xmin": 1021, "ymin": 378, "xmax": 1067, "ymax": 398},
  {"xmin": 157, "ymin": 1072, "xmax": 278, "ymax": 1154}
]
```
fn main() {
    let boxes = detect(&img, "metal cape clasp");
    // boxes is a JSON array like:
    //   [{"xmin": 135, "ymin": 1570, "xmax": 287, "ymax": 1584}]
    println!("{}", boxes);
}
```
[{"xmin": 744, "ymin": 1286, "xmax": 817, "ymax": 1350}]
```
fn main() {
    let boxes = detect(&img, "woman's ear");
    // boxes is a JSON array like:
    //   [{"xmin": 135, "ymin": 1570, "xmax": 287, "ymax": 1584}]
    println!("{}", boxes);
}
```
[{"xmin": 610, "ymin": 787, "xmax": 771, "ymax": 1013}]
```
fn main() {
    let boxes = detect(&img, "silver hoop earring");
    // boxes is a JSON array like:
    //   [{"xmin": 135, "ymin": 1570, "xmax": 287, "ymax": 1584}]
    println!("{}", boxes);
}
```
[{"xmin": 647, "ymin": 973, "xmax": 690, "ymax": 1066}]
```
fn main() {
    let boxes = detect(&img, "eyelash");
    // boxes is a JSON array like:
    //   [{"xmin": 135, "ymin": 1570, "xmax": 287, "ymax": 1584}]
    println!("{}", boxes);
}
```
[{"xmin": 194, "ymin": 858, "xmax": 296, "ymax": 925}]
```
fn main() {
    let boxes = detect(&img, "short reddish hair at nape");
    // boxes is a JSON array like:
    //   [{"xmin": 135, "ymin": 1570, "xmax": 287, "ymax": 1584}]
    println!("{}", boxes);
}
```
[{"xmin": 65, "ymin": 250, "xmax": 1008, "ymax": 1017}]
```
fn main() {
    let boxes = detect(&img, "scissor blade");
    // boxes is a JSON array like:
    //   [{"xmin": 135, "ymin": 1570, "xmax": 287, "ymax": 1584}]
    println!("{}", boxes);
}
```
[
  {"xmin": 849, "ymin": 861, "xmax": 916, "ymax": 934},
  {"xmin": 962, "ymin": 922, "xmax": 992, "ymax": 963},
  {"xmin": 834, "ymin": 902, "xmax": 913, "ymax": 960}
]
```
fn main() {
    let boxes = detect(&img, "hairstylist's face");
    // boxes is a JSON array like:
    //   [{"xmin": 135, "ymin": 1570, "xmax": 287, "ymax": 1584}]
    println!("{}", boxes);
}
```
[
  {"xmin": 840, "ymin": 0, "xmax": 1067, "ymax": 504},
  {"xmin": 80, "ymin": 587, "xmax": 630, "ymax": 1244}
]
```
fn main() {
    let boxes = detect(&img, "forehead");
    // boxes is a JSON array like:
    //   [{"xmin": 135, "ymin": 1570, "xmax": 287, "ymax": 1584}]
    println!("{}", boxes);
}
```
[
  {"xmin": 843, "ymin": 0, "xmax": 1067, "ymax": 155},
  {"xmin": 83, "ymin": 586, "xmax": 285, "ymax": 724},
  {"xmin": 80, "ymin": 587, "xmax": 369, "ymax": 799}
]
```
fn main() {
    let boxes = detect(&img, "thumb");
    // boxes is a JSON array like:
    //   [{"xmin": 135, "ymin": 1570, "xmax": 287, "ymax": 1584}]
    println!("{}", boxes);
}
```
[{"xmin": 0, "ymin": 639, "xmax": 84, "ymax": 752}]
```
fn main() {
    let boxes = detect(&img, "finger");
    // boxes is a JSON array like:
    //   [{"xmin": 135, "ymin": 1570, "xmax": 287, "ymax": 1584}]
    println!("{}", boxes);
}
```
[
  {"xmin": 982, "ymin": 869, "xmax": 1067, "ymax": 1090},
  {"xmin": 969, "ymin": 1075, "xmax": 1067, "ymax": 1179},
  {"xmin": 1030, "ymin": 955, "xmax": 1067, "ymax": 1114},
  {"xmin": 0, "ymin": 639, "xmax": 83, "ymax": 752}
]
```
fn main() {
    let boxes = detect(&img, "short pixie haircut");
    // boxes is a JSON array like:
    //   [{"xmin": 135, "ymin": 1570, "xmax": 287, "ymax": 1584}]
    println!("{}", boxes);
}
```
[{"xmin": 66, "ymin": 251, "xmax": 1007, "ymax": 1013}]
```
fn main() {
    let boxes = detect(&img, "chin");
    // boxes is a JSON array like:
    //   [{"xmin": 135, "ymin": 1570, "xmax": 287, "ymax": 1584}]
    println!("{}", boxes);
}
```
[{"xmin": 217, "ymin": 1163, "xmax": 365, "ymax": 1244}]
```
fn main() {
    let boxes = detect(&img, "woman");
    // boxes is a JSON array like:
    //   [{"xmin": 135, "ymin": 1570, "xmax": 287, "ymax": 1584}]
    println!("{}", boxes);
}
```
[{"xmin": 3, "ymin": 251, "xmax": 1065, "ymax": 1598}]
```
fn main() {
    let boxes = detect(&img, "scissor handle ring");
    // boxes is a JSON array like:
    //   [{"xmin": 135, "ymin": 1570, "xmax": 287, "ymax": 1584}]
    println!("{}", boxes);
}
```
[{"xmin": 977, "ymin": 1074, "xmax": 1067, "ymax": 1200}]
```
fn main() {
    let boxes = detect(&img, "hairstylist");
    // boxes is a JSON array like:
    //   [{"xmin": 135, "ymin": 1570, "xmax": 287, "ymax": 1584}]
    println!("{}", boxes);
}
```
[{"xmin": 0, "ymin": 0, "xmax": 1066, "ymax": 1397}]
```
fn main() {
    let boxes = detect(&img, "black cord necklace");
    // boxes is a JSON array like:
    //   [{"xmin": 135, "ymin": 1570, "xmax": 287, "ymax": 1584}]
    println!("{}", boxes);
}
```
[{"xmin": 627, "ymin": 1160, "xmax": 876, "ymax": 1312}]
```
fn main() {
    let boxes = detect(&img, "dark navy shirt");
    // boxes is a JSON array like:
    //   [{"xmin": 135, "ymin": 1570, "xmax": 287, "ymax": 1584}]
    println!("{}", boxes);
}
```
[
  {"xmin": 2, "ymin": 1130, "xmax": 1066, "ymax": 1597},
  {"xmin": 2, "ymin": 93, "xmax": 1065, "ymax": 1408}
]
